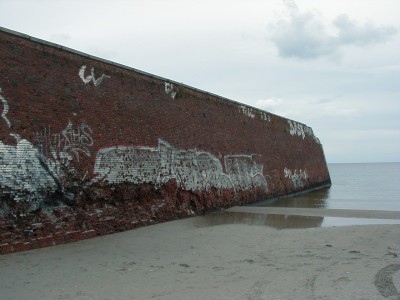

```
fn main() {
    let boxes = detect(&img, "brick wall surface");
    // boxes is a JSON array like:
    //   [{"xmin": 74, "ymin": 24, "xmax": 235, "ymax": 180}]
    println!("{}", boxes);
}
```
[{"xmin": 0, "ymin": 27, "xmax": 331, "ymax": 254}]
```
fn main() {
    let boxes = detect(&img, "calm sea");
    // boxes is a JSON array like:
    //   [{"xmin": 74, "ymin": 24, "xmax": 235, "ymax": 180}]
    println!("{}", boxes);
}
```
[{"xmin": 265, "ymin": 162, "xmax": 400, "ymax": 211}]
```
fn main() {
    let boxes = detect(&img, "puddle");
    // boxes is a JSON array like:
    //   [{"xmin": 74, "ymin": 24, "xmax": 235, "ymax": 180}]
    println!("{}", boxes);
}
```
[
  {"xmin": 198, "ymin": 210, "xmax": 400, "ymax": 230},
  {"xmin": 199, "ymin": 211, "xmax": 324, "ymax": 229}
]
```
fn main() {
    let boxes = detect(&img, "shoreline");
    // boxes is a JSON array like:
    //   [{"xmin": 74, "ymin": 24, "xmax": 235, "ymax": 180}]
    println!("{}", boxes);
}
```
[{"xmin": 0, "ymin": 214, "xmax": 399, "ymax": 299}]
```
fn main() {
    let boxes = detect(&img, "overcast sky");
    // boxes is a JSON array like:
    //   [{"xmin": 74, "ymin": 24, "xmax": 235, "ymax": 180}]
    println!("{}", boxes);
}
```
[{"xmin": 1, "ymin": 0, "xmax": 399, "ymax": 163}]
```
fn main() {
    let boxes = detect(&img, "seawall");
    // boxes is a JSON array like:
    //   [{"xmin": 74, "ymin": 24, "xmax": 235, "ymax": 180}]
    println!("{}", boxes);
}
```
[{"xmin": 0, "ymin": 27, "xmax": 331, "ymax": 254}]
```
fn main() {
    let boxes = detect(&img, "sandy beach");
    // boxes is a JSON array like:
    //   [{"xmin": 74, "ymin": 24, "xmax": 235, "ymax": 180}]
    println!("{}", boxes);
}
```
[{"xmin": 0, "ymin": 211, "xmax": 399, "ymax": 300}]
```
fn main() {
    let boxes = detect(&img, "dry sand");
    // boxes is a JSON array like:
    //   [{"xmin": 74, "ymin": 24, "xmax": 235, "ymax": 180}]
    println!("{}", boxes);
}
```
[{"xmin": 0, "ymin": 212, "xmax": 399, "ymax": 300}]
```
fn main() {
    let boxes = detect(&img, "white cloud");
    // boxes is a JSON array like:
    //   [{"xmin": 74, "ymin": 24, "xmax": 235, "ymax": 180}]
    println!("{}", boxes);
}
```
[
  {"xmin": 255, "ymin": 98, "xmax": 284, "ymax": 110},
  {"xmin": 269, "ymin": 1, "xmax": 398, "ymax": 60}
]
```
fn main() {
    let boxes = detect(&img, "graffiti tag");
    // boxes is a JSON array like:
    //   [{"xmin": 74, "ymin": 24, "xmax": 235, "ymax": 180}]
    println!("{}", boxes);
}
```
[
  {"xmin": 0, "ymin": 88, "xmax": 11, "ymax": 128},
  {"xmin": 79, "ymin": 65, "xmax": 110, "ymax": 86},
  {"xmin": 284, "ymin": 167, "xmax": 308, "ymax": 189},
  {"xmin": 36, "ymin": 121, "xmax": 93, "ymax": 163}
]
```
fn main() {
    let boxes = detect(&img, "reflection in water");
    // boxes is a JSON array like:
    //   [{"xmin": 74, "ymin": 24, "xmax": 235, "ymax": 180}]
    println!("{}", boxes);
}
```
[
  {"xmin": 200, "ymin": 189, "xmax": 330, "ymax": 229},
  {"xmin": 250, "ymin": 187, "xmax": 331, "ymax": 208},
  {"xmin": 202, "ymin": 211, "xmax": 324, "ymax": 229}
]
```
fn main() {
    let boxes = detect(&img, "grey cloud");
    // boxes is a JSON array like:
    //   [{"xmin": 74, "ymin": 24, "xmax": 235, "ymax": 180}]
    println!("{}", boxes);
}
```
[
  {"xmin": 313, "ymin": 99, "xmax": 333, "ymax": 105},
  {"xmin": 334, "ymin": 14, "xmax": 398, "ymax": 46},
  {"xmin": 269, "ymin": 4, "xmax": 398, "ymax": 60},
  {"xmin": 270, "ymin": 12, "xmax": 336, "ymax": 59}
]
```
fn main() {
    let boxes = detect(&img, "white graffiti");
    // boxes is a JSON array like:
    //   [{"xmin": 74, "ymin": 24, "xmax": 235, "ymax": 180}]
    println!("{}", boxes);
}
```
[
  {"xmin": 36, "ymin": 121, "xmax": 93, "ymax": 163},
  {"xmin": 224, "ymin": 155, "xmax": 267, "ymax": 190},
  {"xmin": 0, "ymin": 88, "xmax": 11, "ymax": 128},
  {"xmin": 1, "ymin": 89, "xmax": 22, "ymax": 143},
  {"xmin": 284, "ymin": 167, "xmax": 308, "ymax": 189},
  {"xmin": 287, "ymin": 120, "xmax": 318, "ymax": 142},
  {"xmin": 79, "ymin": 65, "xmax": 110, "ymax": 86},
  {"xmin": 93, "ymin": 139, "xmax": 268, "ymax": 192},
  {"xmin": 1, "ymin": 120, "xmax": 94, "ymax": 210},
  {"xmin": 0, "ymin": 139, "xmax": 58, "ymax": 208},
  {"xmin": 260, "ymin": 112, "xmax": 271, "ymax": 122},
  {"xmin": 0, "ymin": 87, "xmax": 57, "ymax": 208},
  {"xmin": 35, "ymin": 121, "xmax": 94, "ymax": 185},
  {"xmin": 0, "ymin": 87, "xmax": 95, "ymax": 211},
  {"xmin": 240, "ymin": 106, "xmax": 272, "ymax": 123},
  {"xmin": 165, "ymin": 82, "xmax": 179, "ymax": 99},
  {"xmin": 239, "ymin": 105, "xmax": 255, "ymax": 118}
]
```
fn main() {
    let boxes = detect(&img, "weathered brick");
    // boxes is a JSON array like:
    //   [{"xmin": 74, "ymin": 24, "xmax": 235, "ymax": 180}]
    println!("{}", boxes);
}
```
[{"xmin": 0, "ymin": 27, "xmax": 331, "ymax": 254}]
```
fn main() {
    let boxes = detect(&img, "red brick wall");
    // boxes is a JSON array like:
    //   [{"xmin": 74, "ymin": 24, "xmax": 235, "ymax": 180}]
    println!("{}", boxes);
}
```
[{"xmin": 0, "ymin": 27, "xmax": 331, "ymax": 254}]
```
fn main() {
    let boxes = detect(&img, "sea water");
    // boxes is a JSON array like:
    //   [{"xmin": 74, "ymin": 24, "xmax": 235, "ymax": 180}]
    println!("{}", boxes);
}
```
[{"xmin": 265, "ymin": 162, "xmax": 400, "ymax": 211}]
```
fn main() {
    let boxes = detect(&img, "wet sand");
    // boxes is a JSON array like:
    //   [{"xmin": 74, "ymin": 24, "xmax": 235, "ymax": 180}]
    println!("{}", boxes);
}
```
[{"xmin": 0, "ymin": 213, "xmax": 399, "ymax": 300}]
